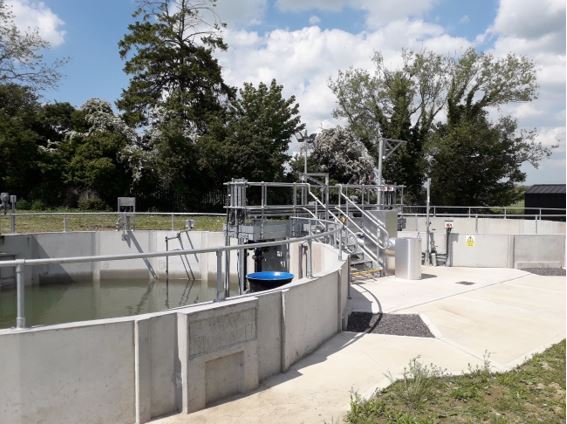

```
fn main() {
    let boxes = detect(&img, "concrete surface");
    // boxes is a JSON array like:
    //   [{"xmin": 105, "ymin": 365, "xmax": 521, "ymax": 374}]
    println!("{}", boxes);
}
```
[{"xmin": 153, "ymin": 266, "xmax": 565, "ymax": 424}]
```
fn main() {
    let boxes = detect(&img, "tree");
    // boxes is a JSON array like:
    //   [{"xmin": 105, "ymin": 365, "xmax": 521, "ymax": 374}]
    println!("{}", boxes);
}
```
[
  {"xmin": 0, "ymin": 84, "xmax": 42, "ymax": 196},
  {"xmin": 428, "ymin": 48, "xmax": 549, "ymax": 206},
  {"xmin": 200, "ymin": 79, "xmax": 305, "ymax": 184},
  {"xmin": 0, "ymin": 0, "xmax": 64, "ymax": 89},
  {"xmin": 62, "ymin": 99, "xmax": 136, "ymax": 208},
  {"xmin": 117, "ymin": 0, "xmax": 232, "ymax": 131},
  {"xmin": 330, "ymin": 51, "xmax": 450, "ymax": 201},
  {"xmin": 429, "ymin": 114, "xmax": 549, "ymax": 206},
  {"xmin": 308, "ymin": 127, "xmax": 376, "ymax": 184}
]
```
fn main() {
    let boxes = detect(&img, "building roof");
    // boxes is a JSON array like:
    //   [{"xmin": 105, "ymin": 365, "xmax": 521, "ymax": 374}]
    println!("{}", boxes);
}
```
[{"xmin": 525, "ymin": 184, "xmax": 566, "ymax": 195}]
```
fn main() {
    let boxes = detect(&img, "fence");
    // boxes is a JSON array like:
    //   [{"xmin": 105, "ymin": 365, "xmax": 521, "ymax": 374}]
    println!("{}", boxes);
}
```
[
  {"xmin": 402, "ymin": 205, "xmax": 566, "ymax": 220},
  {"xmin": 0, "ymin": 212, "xmax": 226, "ymax": 234}
]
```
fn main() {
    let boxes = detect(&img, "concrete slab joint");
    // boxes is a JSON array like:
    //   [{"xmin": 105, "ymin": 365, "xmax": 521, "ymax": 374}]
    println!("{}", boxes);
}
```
[{"xmin": 177, "ymin": 297, "xmax": 260, "ymax": 414}]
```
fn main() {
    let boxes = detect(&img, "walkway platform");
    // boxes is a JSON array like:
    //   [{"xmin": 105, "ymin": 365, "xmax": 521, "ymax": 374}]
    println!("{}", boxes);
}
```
[{"xmin": 153, "ymin": 267, "xmax": 565, "ymax": 424}]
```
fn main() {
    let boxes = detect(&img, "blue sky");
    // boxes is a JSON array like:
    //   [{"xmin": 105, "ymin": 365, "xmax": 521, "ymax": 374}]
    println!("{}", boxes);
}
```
[{"xmin": 7, "ymin": 0, "xmax": 565, "ymax": 185}]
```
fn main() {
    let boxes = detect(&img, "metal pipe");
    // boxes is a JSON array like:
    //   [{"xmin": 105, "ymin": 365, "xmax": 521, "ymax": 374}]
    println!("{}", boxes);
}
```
[
  {"xmin": 16, "ymin": 263, "xmax": 25, "ymax": 328},
  {"xmin": 63, "ymin": 215, "xmax": 68, "ymax": 232},
  {"xmin": 307, "ymin": 239, "xmax": 313, "ymax": 278},
  {"xmin": 170, "ymin": 213, "xmax": 174, "ymax": 231},
  {"xmin": 216, "ymin": 250, "xmax": 223, "ymax": 301},
  {"xmin": 425, "ymin": 178, "xmax": 431, "ymax": 265}
]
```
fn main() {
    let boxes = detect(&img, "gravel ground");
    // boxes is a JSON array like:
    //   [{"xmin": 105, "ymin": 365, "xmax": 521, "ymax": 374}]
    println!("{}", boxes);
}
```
[
  {"xmin": 347, "ymin": 312, "xmax": 434, "ymax": 338},
  {"xmin": 521, "ymin": 268, "xmax": 566, "ymax": 276}
]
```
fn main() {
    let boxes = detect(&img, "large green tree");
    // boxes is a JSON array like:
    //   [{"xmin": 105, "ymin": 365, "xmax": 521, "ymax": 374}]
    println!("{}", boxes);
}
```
[
  {"xmin": 330, "ymin": 51, "xmax": 449, "ymax": 201},
  {"xmin": 429, "ymin": 49, "xmax": 549, "ymax": 205},
  {"xmin": 331, "ymin": 48, "xmax": 550, "ymax": 206},
  {"xmin": 61, "ymin": 99, "xmax": 136, "ymax": 208},
  {"xmin": 199, "ymin": 79, "xmax": 304, "ymax": 184},
  {"xmin": 117, "ymin": 0, "xmax": 232, "ymax": 131}
]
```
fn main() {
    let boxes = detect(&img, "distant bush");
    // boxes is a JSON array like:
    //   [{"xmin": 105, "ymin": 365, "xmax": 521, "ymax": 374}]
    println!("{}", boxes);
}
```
[
  {"xmin": 78, "ymin": 196, "xmax": 110, "ymax": 211},
  {"xmin": 30, "ymin": 200, "xmax": 45, "ymax": 211},
  {"xmin": 17, "ymin": 199, "xmax": 31, "ymax": 210}
]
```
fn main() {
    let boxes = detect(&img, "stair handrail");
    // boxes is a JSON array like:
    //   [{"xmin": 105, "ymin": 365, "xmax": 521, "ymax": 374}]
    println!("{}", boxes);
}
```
[
  {"xmin": 339, "ymin": 191, "xmax": 390, "ymax": 243},
  {"xmin": 306, "ymin": 188, "xmax": 379, "ymax": 265},
  {"xmin": 334, "ymin": 207, "xmax": 381, "ymax": 248}
]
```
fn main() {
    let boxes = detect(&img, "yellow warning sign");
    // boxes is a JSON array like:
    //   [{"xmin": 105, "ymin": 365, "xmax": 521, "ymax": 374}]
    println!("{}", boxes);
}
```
[{"xmin": 465, "ymin": 235, "xmax": 476, "ymax": 247}]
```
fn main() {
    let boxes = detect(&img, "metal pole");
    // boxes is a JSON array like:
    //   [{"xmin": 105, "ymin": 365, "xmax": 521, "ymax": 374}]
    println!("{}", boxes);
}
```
[
  {"xmin": 10, "ymin": 213, "xmax": 16, "ymax": 233},
  {"xmin": 63, "ymin": 215, "xmax": 68, "ymax": 232},
  {"xmin": 165, "ymin": 238, "xmax": 169, "ymax": 281},
  {"xmin": 16, "ymin": 263, "xmax": 25, "ymax": 328},
  {"xmin": 215, "ymin": 250, "xmax": 223, "ymax": 301},
  {"xmin": 307, "ymin": 239, "xmax": 313, "ymax": 278},
  {"xmin": 425, "ymin": 178, "xmax": 431, "ymax": 265},
  {"xmin": 338, "ymin": 225, "xmax": 343, "ymax": 260},
  {"xmin": 170, "ymin": 213, "xmax": 175, "ymax": 231},
  {"xmin": 377, "ymin": 135, "xmax": 384, "ymax": 206}
]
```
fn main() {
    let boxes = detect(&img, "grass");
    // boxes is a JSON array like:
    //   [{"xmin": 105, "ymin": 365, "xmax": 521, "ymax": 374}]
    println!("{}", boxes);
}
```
[
  {"xmin": 345, "ymin": 340, "xmax": 565, "ymax": 424},
  {"xmin": 0, "ymin": 210, "xmax": 225, "ymax": 233}
]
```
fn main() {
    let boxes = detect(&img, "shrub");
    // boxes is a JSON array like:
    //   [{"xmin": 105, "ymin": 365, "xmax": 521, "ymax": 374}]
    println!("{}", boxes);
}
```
[
  {"xmin": 78, "ymin": 196, "xmax": 109, "ymax": 211},
  {"xmin": 30, "ymin": 200, "xmax": 45, "ymax": 211},
  {"xmin": 16, "ymin": 199, "xmax": 31, "ymax": 210}
]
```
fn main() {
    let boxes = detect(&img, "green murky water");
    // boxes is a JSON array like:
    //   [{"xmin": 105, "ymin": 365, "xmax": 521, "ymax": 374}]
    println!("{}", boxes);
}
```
[{"xmin": 0, "ymin": 278, "xmax": 240, "ymax": 329}]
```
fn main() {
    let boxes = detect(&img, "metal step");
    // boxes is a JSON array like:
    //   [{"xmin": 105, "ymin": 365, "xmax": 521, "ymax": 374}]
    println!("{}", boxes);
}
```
[{"xmin": 350, "ymin": 258, "xmax": 373, "ymax": 266}]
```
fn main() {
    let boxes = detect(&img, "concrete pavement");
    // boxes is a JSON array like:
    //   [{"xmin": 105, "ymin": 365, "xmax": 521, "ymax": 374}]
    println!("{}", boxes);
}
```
[{"xmin": 152, "ymin": 267, "xmax": 565, "ymax": 424}]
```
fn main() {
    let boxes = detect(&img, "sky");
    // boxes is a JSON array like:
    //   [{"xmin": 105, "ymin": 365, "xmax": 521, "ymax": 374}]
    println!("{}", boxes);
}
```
[{"xmin": 5, "ymin": 0, "xmax": 566, "ymax": 185}]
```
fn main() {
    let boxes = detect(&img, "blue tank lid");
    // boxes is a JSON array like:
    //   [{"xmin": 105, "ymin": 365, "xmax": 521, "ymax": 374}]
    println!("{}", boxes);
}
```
[{"xmin": 246, "ymin": 271, "xmax": 294, "ymax": 281}]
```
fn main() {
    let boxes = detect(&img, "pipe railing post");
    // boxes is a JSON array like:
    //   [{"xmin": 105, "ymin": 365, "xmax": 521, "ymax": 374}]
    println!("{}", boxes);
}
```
[
  {"xmin": 63, "ymin": 215, "xmax": 68, "ymax": 232},
  {"xmin": 16, "ymin": 263, "xmax": 25, "ymax": 328},
  {"xmin": 338, "ymin": 224, "xmax": 343, "ymax": 260},
  {"xmin": 10, "ymin": 213, "xmax": 16, "ymax": 233},
  {"xmin": 307, "ymin": 239, "xmax": 313, "ymax": 278},
  {"xmin": 215, "ymin": 250, "xmax": 224, "ymax": 301},
  {"xmin": 170, "ymin": 213, "xmax": 175, "ymax": 231}
]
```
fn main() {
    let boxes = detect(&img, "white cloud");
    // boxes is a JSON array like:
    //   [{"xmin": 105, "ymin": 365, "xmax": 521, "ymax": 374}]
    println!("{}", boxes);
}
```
[
  {"xmin": 6, "ymin": 0, "xmax": 65, "ymax": 46},
  {"xmin": 493, "ymin": 0, "xmax": 565, "ymax": 40},
  {"xmin": 218, "ymin": 21, "xmax": 470, "ymax": 138},
  {"xmin": 489, "ymin": 0, "xmax": 566, "ymax": 183}
]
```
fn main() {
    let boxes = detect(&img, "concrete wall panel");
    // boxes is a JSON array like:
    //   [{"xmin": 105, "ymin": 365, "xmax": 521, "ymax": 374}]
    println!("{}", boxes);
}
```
[{"xmin": 0, "ymin": 321, "xmax": 135, "ymax": 424}]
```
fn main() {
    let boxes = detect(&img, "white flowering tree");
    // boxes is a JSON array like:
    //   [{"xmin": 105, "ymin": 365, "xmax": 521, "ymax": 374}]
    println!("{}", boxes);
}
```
[{"xmin": 310, "ymin": 127, "xmax": 376, "ymax": 184}]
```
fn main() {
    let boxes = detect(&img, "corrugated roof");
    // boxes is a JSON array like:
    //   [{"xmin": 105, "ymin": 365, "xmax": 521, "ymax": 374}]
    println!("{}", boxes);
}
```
[{"xmin": 525, "ymin": 184, "xmax": 566, "ymax": 194}]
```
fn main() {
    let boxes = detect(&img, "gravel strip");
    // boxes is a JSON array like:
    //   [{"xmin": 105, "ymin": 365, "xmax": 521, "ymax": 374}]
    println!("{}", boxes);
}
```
[
  {"xmin": 521, "ymin": 268, "xmax": 566, "ymax": 276},
  {"xmin": 347, "ymin": 312, "xmax": 434, "ymax": 338}
]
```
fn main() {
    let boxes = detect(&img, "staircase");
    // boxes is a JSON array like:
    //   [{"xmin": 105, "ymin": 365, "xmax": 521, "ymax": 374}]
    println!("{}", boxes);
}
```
[{"xmin": 304, "ymin": 188, "xmax": 390, "ymax": 278}]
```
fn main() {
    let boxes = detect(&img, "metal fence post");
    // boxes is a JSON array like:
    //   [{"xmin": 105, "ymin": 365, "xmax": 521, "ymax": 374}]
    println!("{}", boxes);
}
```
[
  {"xmin": 63, "ymin": 215, "xmax": 68, "ymax": 232},
  {"xmin": 215, "ymin": 250, "xmax": 224, "ymax": 301},
  {"xmin": 170, "ymin": 213, "xmax": 175, "ymax": 231},
  {"xmin": 338, "ymin": 225, "xmax": 343, "ymax": 260},
  {"xmin": 307, "ymin": 239, "xmax": 313, "ymax": 278},
  {"xmin": 10, "ymin": 213, "xmax": 16, "ymax": 233},
  {"xmin": 16, "ymin": 263, "xmax": 25, "ymax": 328}
]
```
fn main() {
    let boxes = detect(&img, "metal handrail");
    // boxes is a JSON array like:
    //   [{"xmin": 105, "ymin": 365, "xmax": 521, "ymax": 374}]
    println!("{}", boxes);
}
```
[
  {"xmin": 339, "ymin": 192, "xmax": 390, "ymax": 245},
  {"xmin": 8, "ymin": 226, "xmax": 343, "ymax": 329},
  {"xmin": 305, "ymin": 190, "xmax": 379, "ymax": 264}
]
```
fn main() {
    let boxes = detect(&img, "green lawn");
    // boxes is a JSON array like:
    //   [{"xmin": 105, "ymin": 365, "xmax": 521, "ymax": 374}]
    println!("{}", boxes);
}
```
[
  {"xmin": 346, "ymin": 340, "xmax": 565, "ymax": 424},
  {"xmin": 0, "ymin": 211, "xmax": 225, "ymax": 233}
]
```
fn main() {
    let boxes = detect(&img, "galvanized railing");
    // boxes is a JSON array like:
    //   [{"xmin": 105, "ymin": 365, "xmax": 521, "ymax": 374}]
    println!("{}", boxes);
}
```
[
  {"xmin": 3, "ymin": 223, "xmax": 344, "ymax": 329},
  {"xmin": 0, "ymin": 212, "xmax": 225, "ymax": 234},
  {"xmin": 401, "ymin": 205, "xmax": 566, "ymax": 219}
]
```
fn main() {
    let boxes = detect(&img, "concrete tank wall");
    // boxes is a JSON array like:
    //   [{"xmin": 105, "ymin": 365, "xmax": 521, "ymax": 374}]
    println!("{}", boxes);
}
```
[
  {"xmin": 399, "ymin": 231, "xmax": 565, "ymax": 269},
  {"xmin": 403, "ymin": 216, "xmax": 565, "ymax": 235},
  {"xmin": 0, "ymin": 242, "xmax": 349, "ymax": 424}
]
